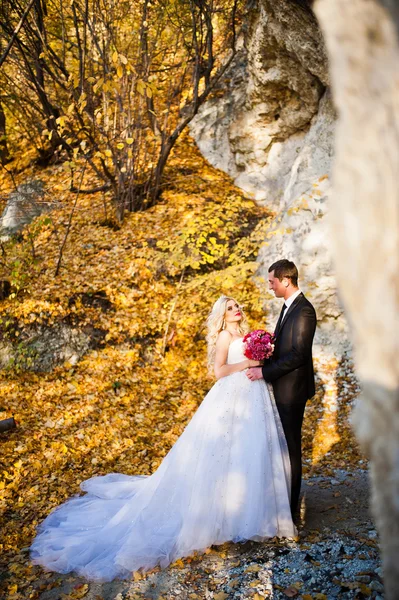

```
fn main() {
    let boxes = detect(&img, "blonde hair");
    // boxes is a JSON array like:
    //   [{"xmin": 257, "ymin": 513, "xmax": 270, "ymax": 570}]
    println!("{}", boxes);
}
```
[{"xmin": 206, "ymin": 295, "xmax": 249, "ymax": 371}]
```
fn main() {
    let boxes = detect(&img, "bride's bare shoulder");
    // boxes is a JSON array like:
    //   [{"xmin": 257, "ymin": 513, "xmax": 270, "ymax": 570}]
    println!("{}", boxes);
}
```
[{"xmin": 216, "ymin": 330, "xmax": 232, "ymax": 347}]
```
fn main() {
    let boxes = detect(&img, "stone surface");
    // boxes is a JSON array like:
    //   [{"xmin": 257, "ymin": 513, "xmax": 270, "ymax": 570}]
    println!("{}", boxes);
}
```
[
  {"xmin": 258, "ymin": 91, "xmax": 349, "ymax": 355},
  {"xmin": 0, "ymin": 180, "xmax": 53, "ymax": 239},
  {"xmin": 190, "ymin": 0, "xmax": 328, "ymax": 206},
  {"xmin": 190, "ymin": 0, "xmax": 349, "ymax": 356},
  {"xmin": 0, "ymin": 322, "xmax": 107, "ymax": 372}
]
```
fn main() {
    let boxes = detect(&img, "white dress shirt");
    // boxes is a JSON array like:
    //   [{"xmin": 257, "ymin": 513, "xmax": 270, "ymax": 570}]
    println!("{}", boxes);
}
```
[{"xmin": 281, "ymin": 289, "xmax": 302, "ymax": 323}]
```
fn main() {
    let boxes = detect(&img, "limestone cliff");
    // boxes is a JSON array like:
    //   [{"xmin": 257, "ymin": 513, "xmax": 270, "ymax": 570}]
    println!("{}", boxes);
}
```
[{"xmin": 190, "ymin": 0, "xmax": 348, "ymax": 355}]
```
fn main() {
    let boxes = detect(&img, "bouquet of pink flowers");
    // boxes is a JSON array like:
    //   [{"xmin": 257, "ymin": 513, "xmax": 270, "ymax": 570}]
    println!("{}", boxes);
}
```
[{"xmin": 243, "ymin": 329, "xmax": 275, "ymax": 361}]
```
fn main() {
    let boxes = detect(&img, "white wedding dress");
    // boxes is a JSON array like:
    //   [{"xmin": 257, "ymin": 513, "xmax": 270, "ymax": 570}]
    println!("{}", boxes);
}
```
[{"xmin": 31, "ymin": 338, "xmax": 296, "ymax": 581}]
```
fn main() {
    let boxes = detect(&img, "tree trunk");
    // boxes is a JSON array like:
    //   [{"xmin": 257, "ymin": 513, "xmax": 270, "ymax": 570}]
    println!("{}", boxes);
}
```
[
  {"xmin": 314, "ymin": 1, "xmax": 399, "ymax": 598},
  {"xmin": 0, "ymin": 103, "xmax": 9, "ymax": 164}
]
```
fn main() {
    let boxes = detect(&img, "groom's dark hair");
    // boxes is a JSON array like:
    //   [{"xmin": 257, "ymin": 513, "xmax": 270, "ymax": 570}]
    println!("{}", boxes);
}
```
[{"xmin": 268, "ymin": 259, "xmax": 298, "ymax": 287}]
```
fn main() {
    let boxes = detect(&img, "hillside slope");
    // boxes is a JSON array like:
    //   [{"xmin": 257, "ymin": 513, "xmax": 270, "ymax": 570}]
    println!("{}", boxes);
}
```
[{"xmin": 0, "ymin": 136, "xmax": 363, "ymax": 599}]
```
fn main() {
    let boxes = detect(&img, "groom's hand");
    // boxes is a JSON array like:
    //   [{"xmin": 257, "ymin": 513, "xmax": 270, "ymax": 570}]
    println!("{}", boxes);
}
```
[{"xmin": 246, "ymin": 367, "xmax": 263, "ymax": 381}]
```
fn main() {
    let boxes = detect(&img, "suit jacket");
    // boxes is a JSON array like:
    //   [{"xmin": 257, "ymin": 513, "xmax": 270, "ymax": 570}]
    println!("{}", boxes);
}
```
[{"xmin": 262, "ymin": 293, "xmax": 316, "ymax": 405}]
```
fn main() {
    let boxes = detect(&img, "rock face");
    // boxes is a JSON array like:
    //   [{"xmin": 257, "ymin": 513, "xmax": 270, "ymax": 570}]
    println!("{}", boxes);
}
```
[
  {"xmin": 257, "ymin": 91, "xmax": 349, "ymax": 353},
  {"xmin": 0, "ymin": 322, "xmax": 107, "ymax": 372},
  {"xmin": 0, "ymin": 180, "xmax": 53, "ymax": 239},
  {"xmin": 191, "ymin": 0, "xmax": 328, "ymax": 206},
  {"xmin": 190, "ymin": 0, "xmax": 349, "ymax": 355}
]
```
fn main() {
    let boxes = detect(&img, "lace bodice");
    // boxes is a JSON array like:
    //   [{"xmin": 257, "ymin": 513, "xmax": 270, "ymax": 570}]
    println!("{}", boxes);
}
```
[{"xmin": 227, "ymin": 338, "xmax": 245, "ymax": 364}]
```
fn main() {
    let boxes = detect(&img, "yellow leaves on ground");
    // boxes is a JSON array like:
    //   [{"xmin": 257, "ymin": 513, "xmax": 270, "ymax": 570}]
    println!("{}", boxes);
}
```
[
  {"xmin": 213, "ymin": 593, "xmax": 229, "ymax": 600},
  {"xmin": 0, "ymin": 134, "xmax": 272, "ymax": 598},
  {"xmin": 65, "ymin": 583, "xmax": 90, "ymax": 599},
  {"xmin": 0, "ymin": 134, "xmax": 362, "ymax": 599}
]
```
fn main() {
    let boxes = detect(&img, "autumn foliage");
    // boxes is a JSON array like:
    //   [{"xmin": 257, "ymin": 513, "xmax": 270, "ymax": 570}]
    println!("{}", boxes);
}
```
[
  {"xmin": 0, "ymin": 131, "xmax": 363, "ymax": 598},
  {"xmin": 0, "ymin": 134, "xmax": 267, "ymax": 595},
  {"xmin": 0, "ymin": 0, "xmax": 243, "ymax": 213}
]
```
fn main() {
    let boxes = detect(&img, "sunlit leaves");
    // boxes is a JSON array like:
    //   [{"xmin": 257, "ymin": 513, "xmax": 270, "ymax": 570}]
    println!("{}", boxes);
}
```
[
  {"xmin": 1, "ymin": 0, "xmax": 245, "ymax": 213},
  {"xmin": 0, "ymin": 132, "xmax": 361, "ymax": 599},
  {"xmin": 155, "ymin": 192, "xmax": 268, "ymax": 275}
]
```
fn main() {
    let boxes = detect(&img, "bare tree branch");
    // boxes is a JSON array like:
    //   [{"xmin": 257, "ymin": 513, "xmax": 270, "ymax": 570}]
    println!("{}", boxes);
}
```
[{"xmin": 0, "ymin": 0, "xmax": 36, "ymax": 69}]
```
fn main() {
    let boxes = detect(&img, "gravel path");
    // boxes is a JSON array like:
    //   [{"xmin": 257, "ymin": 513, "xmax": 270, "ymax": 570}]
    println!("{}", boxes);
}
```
[{"xmin": 32, "ymin": 468, "xmax": 384, "ymax": 600}]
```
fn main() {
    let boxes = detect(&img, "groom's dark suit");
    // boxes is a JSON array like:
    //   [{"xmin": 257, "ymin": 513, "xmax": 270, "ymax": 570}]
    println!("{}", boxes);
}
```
[{"xmin": 262, "ymin": 292, "xmax": 316, "ymax": 516}]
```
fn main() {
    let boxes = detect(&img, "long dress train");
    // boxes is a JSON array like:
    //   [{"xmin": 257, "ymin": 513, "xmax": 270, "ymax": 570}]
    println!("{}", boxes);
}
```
[{"xmin": 30, "ymin": 338, "xmax": 296, "ymax": 582}]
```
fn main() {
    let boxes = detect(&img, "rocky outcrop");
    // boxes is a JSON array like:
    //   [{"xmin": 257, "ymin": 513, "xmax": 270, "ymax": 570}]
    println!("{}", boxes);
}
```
[
  {"xmin": 191, "ymin": 0, "xmax": 328, "ymax": 206},
  {"xmin": 0, "ymin": 180, "xmax": 53, "ymax": 240},
  {"xmin": 0, "ymin": 291, "xmax": 112, "ymax": 371},
  {"xmin": 257, "ymin": 91, "xmax": 348, "ymax": 352},
  {"xmin": 0, "ymin": 321, "xmax": 107, "ymax": 372},
  {"xmin": 190, "ymin": 0, "xmax": 348, "ymax": 355}
]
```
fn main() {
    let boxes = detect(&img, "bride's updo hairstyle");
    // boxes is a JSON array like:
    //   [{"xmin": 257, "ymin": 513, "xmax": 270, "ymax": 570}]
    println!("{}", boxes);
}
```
[{"xmin": 206, "ymin": 295, "xmax": 249, "ymax": 372}]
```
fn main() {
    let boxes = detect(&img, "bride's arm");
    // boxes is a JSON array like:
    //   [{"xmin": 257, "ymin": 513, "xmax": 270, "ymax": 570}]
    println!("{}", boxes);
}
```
[{"xmin": 213, "ymin": 331, "xmax": 260, "ymax": 380}]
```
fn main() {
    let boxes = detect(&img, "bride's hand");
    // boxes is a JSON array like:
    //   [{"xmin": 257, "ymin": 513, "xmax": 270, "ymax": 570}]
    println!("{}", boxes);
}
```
[{"xmin": 247, "ymin": 359, "xmax": 263, "ymax": 368}]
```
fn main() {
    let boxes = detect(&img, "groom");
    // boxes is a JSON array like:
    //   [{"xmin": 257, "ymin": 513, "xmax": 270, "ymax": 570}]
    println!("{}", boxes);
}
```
[{"xmin": 247, "ymin": 259, "xmax": 317, "ymax": 519}]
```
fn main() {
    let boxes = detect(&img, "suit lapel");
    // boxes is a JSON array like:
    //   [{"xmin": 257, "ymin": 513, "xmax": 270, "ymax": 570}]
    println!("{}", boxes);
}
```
[{"xmin": 274, "ymin": 293, "xmax": 304, "ymax": 340}]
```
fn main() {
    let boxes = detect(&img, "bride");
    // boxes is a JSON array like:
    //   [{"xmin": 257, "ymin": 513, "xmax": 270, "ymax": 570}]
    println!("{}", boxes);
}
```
[{"xmin": 31, "ymin": 295, "xmax": 296, "ymax": 582}]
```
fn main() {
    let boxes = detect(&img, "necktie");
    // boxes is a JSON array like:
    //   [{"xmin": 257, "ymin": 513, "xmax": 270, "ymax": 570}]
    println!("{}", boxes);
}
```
[
  {"xmin": 274, "ymin": 304, "xmax": 288, "ymax": 336},
  {"xmin": 281, "ymin": 303, "xmax": 289, "ymax": 322}
]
